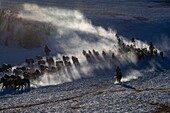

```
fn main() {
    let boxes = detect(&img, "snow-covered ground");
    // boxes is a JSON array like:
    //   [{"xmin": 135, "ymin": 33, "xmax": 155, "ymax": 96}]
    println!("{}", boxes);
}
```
[
  {"xmin": 0, "ymin": 66, "xmax": 170, "ymax": 112},
  {"xmin": 0, "ymin": 0, "xmax": 170, "ymax": 112}
]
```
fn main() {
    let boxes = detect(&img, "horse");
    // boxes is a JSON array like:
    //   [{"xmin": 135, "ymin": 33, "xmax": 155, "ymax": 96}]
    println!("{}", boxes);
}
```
[
  {"xmin": 63, "ymin": 56, "xmax": 70, "ymax": 62},
  {"xmin": 13, "ymin": 77, "xmax": 30, "ymax": 90},
  {"xmin": 85, "ymin": 53, "xmax": 91, "ymax": 62},
  {"xmin": 18, "ymin": 78, "xmax": 30, "ymax": 90},
  {"xmin": 72, "ymin": 56, "xmax": 80, "ymax": 66},
  {"xmin": 0, "ymin": 64, "xmax": 12, "ymax": 73},
  {"xmin": 63, "ymin": 56, "xmax": 71, "ymax": 67},
  {"xmin": 0, "ymin": 67, "xmax": 6, "ymax": 73},
  {"xmin": 13, "ymin": 68, "xmax": 23, "ymax": 76},
  {"xmin": 2, "ymin": 64, "xmax": 12, "ymax": 70},
  {"xmin": 25, "ymin": 58, "xmax": 34, "ymax": 66},
  {"xmin": 38, "ymin": 60, "xmax": 46, "ymax": 66},
  {"xmin": 0, "ymin": 75, "xmax": 30, "ymax": 90},
  {"xmin": 16, "ymin": 66, "xmax": 27, "ymax": 71},
  {"xmin": 88, "ymin": 50, "xmax": 92, "ymax": 55},
  {"xmin": 56, "ymin": 61, "xmax": 64, "ymax": 70},
  {"xmin": 36, "ymin": 55, "xmax": 43, "ymax": 60},
  {"xmin": 46, "ymin": 57, "xmax": 54, "ymax": 66},
  {"xmin": 102, "ymin": 51, "xmax": 106, "ymax": 57},
  {"xmin": 0, "ymin": 77, "xmax": 13, "ymax": 89},
  {"xmin": 83, "ymin": 50, "xmax": 87, "ymax": 56},
  {"xmin": 93, "ymin": 49, "xmax": 99, "ymax": 57},
  {"xmin": 39, "ymin": 65, "xmax": 48, "ymax": 72},
  {"xmin": 64, "ymin": 61, "xmax": 71, "ymax": 67},
  {"xmin": 47, "ymin": 67, "xmax": 57, "ymax": 74}
]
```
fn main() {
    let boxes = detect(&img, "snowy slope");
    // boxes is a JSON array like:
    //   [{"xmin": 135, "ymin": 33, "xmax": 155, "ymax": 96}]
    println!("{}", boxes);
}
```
[
  {"xmin": 0, "ymin": 0, "xmax": 170, "ymax": 112},
  {"xmin": 0, "ymin": 67, "xmax": 170, "ymax": 112}
]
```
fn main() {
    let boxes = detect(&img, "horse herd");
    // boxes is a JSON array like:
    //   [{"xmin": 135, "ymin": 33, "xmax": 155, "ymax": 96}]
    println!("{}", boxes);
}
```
[
  {"xmin": 0, "ymin": 55, "xmax": 80, "ymax": 90},
  {"xmin": 0, "ymin": 36, "xmax": 164, "ymax": 90}
]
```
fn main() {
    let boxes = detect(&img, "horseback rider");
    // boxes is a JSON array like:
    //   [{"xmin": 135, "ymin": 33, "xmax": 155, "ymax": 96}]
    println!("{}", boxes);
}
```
[
  {"xmin": 115, "ymin": 66, "xmax": 123, "ymax": 83},
  {"xmin": 149, "ymin": 42, "xmax": 154, "ymax": 55},
  {"xmin": 131, "ymin": 38, "xmax": 136, "ymax": 47},
  {"xmin": 44, "ymin": 45, "xmax": 51, "ymax": 56}
]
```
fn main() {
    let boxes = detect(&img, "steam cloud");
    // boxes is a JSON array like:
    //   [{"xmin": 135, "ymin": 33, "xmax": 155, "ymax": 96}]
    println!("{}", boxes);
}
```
[{"xmin": 17, "ymin": 3, "xmax": 150, "ymax": 86}]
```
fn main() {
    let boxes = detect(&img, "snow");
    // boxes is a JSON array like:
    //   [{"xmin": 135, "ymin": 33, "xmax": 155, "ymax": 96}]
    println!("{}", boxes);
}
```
[
  {"xmin": 0, "ymin": 0, "xmax": 170, "ymax": 112},
  {"xmin": 0, "ymin": 69, "xmax": 169, "ymax": 112}
]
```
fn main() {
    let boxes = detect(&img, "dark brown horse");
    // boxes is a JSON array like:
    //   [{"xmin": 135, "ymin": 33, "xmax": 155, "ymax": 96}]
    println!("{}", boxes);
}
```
[
  {"xmin": 25, "ymin": 58, "xmax": 34, "ymax": 66},
  {"xmin": 0, "ymin": 77, "xmax": 13, "ymax": 89},
  {"xmin": 56, "ymin": 61, "xmax": 64, "ymax": 70},
  {"xmin": 15, "ymin": 78, "xmax": 30, "ymax": 90},
  {"xmin": 63, "ymin": 56, "xmax": 71, "ymax": 67},
  {"xmin": 0, "ymin": 64, "xmax": 12, "ymax": 73},
  {"xmin": 0, "ymin": 75, "xmax": 30, "ymax": 90},
  {"xmin": 46, "ymin": 57, "xmax": 54, "ymax": 66},
  {"xmin": 72, "ymin": 56, "xmax": 80, "ymax": 66}
]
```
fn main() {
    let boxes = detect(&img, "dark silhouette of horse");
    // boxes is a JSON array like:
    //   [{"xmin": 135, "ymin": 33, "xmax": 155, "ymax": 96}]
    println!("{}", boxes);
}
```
[
  {"xmin": 56, "ymin": 61, "xmax": 64, "ymax": 70},
  {"xmin": 82, "ymin": 50, "xmax": 91, "ymax": 62},
  {"xmin": 63, "ymin": 56, "xmax": 71, "ymax": 67},
  {"xmin": 38, "ymin": 60, "xmax": 46, "ymax": 66},
  {"xmin": 83, "ymin": 50, "xmax": 87, "ymax": 56},
  {"xmin": 93, "ymin": 49, "xmax": 99, "ymax": 57},
  {"xmin": 23, "ymin": 69, "xmax": 42, "ymax": 80},
  {"xmin": 64, "ymin": 61, "xmax": 71, "ymax": 67},
  {"xmin": 39, "ymin": 65, "xmax": 48, "ymax": 72},
  {"xmin": 88, "ymin": 50, "xmax": 92, "ymax": 55},
  {"xmin": 0, "ymin": 77, "xmax": 13, "ymax": 89},
  {"xmin": 47, "ymin": 66, "xmax": 57, "ymax": 73},
  {"xmin": 16, "ymin": 66, "xmax": 27, "ymax": 71},
  {"xmin": 0, "ymin": 75, "xmax": 30, "ymax": 90},
  {"xmin": 25, "ymin": 58, "xmax": 34, "ymax": 66},
  {"xmin": 36, "ymin": 55, "xmax": 43, "ymax": 60},
  {"xmin": 3, "ymin": 64, "xmax": 12, "ymax": 70},
  {"xmin": 13, "ymin": 77, "xmax": 30, "ymax": 90},
  {"xmin": 18, "ymin": 78, "xmax": 30, "ymax": 90},
  {"xmin": 0, "ymin": 64, "xmax": 12, "ymax": 73},
  {"xmin": 46, "ymin": 57, "xmax": 54, "ymax": 66},
  {"xmin": 13, "ymin": 68, "xmax": 24, "ymax": 76},
  {"xmin": 72, "ymin": 56, "xmax": 80, "ymax": 66},
  {"xmin": 102, "ymin": 51, "xmax": 106, "ymax": 57},
  {"xmin": 63, "ymin": 56, "xmax": 70, "ymax": 62}
]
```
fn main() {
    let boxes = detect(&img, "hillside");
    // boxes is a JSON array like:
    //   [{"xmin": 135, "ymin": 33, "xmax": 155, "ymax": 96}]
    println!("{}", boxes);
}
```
[{"xmin": 0, "ymin": 0, "xmax": 170, "ymax": 112}]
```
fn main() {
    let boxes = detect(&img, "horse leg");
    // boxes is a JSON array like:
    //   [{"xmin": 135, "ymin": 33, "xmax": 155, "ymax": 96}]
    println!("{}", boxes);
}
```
[
  {"xmin": 2, "ymin": 84, "xmax": 5, "ymax": 89},
  {"xmin": 117, "ymin": 78, "xmax": 121, "ymax": 83},
  {"xmin": 14, "ymin": 85, "xmax": 17, "ymax": 90},
  {"xmin": 27, "ymin": 81, "xmax": 30, "ymax": 88},
  {"xmin": 20, "ymin": 85, "xmax": 23, "ymax": 90},
  {"xmin": 15, "ymin": 84, "xmax": 20, "ymax": 90},
  {"xmin": 18, "ymin": 85, "xmax": 21, "ymax": 90}
]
